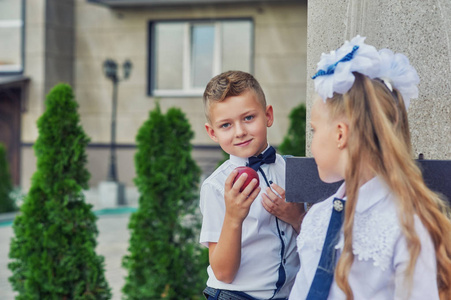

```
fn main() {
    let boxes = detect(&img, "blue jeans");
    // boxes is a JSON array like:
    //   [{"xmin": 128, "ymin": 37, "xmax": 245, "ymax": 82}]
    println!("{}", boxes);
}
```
[{"xmin": 203, "ymin": 287, "xmax": 288, "ymax": 300}]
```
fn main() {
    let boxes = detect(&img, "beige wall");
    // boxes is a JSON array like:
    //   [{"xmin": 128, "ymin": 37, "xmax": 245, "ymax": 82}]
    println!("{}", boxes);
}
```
[
  {"xmin": 19, "ymin": 0, "xmax": 307, "ymax": 189},
  {"xmin": 22, "ymin": 0, "xmax": 46, "ymax": 143},
  {"xmin": 74, "ymin": 0, "xmax": 307, "ymax": 146}
]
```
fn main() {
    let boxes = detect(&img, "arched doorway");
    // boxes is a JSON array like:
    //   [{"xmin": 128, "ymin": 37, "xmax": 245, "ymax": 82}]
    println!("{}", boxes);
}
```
[{"xmin": 0, "ymin": 76, "xmax": 28, "ymax": 186}]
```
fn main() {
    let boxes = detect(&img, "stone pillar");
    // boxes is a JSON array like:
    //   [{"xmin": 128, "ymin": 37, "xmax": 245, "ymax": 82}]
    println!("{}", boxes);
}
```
[
  {"xmin": 99, "ymin": 181, "xmax": 126, "ymax": 208},
  {"xmin": 307, "ymin": 0, "xmax": 451, "ymax": 160},
  {"xmin": 44, "ymin": 0, "xmax": 75, "ymax": 94}
]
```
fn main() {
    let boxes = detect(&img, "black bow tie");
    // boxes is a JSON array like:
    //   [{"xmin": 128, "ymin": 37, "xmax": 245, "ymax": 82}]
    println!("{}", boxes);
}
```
[{"xmin": 248, "ymin": 146, "xmax": 276, "ymax": 171}]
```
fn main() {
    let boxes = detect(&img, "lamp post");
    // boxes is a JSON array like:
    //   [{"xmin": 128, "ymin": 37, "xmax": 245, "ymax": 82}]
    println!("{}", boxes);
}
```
[{"xmin": 102, "ymin": 59, "xmax": 132, "ymax": 182}]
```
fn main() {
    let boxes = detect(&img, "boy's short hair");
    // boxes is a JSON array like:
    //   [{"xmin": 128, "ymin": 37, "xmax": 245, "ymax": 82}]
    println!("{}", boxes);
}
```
[{"xmin": 203, "ymin": 70, "xmax": 267, "ymax": 123}]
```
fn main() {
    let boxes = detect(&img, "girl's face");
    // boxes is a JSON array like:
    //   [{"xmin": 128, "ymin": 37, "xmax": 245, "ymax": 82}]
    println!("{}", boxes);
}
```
[{"xmin": 310, "ymin": 97, "xmax": 347, "ymax": 183}]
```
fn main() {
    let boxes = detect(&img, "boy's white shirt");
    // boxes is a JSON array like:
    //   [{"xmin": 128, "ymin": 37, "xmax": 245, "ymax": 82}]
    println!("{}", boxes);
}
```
[
  {"xmin": 289, "ymin": 176, "xmax": 439, "ymax": 300},
  {"xmin": 199, "ymin": 146, "xmax": 300, "ymax": 299}
]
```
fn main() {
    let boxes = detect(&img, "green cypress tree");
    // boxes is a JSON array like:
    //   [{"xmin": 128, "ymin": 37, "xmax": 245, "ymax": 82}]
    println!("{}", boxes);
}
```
[
  {"xmin": 278, "ymin": 103, "xmax": 307, "ymax": 156},
  {"xmin": 0, "ymin": 143, "xmax": 16, "ymax": 213},
  {"xmin": 8, "ymin": 84, "xmax": 111, "ymax": 299},
  {"xmin": 122, "ymin": 104, "xmax": 207, "ymax": 299},
  {"xmin": 216, "ymin": 149, "xmax": 229, "ymax": 169}
]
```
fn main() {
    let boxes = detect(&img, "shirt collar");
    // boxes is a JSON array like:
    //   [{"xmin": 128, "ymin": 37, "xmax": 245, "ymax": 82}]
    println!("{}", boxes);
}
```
[
  {"xmin": 355, "ymin": 176, "xmax": 391, "ymax": 213},
  {"xmin": 333, "ymin": 176, "xmax": 390, "ymax": 213},
  {"xmin": 229, "ymin": 155, "xmax": 247, "ymax": 166},
  {"xmin": 229, "ymin": 144, "xmax": 271, "ymax": 167},
  {"xmin": 334, "ymin": 182, "xmax": 347, "ymax": 199}
]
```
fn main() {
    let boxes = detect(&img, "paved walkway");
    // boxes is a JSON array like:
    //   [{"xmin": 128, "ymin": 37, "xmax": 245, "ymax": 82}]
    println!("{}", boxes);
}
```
[{"xmin": 0, "ymin": 211, "xmax": 131, "ymax": 300}]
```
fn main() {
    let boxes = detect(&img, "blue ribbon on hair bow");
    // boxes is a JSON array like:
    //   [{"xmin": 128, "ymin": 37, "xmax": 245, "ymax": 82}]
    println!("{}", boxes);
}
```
[{"xmin": 312, "ymin": 45, "xmax": 360, "ymax": 79}]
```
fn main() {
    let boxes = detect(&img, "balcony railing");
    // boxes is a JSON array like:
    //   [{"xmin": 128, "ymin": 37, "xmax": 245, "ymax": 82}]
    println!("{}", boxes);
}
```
[{"xmin": 88, "ymin": 0, "xmax": 300, "ymax": 8}]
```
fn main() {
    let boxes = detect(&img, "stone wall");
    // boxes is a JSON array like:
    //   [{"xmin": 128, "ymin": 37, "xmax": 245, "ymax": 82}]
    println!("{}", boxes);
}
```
[{"xmin": 307, "ymin": 0, "xmax": 451, "ymax": 160}]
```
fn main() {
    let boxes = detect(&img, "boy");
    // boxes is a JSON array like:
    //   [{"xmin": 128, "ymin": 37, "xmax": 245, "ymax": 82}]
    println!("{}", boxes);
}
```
[{"xmin": 200, "ymin": 71, "xmax": 303, "ymax": 300}]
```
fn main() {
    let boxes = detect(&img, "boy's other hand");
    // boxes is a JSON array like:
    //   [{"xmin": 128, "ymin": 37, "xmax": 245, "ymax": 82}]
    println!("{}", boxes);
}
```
[
  {"xmin": 224, "ymin": 169, "xmax": 261, "ymax": 225},
  {"xmin": 262, "ymin": 183, "xmax": 305, "ymax": 233}
]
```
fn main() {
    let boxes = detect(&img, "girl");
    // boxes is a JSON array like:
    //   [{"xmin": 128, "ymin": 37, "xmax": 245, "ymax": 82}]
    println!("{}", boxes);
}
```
[{"xmin": 289, "ymin": 36, "xmax": 451, "ymax": 299}]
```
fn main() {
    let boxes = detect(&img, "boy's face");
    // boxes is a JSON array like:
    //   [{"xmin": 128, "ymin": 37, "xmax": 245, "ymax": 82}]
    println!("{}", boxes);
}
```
[
  {"xmin": 310, "ymin": 97, "xmax": 348, "ymax": 183},
  {"xmin": 205, "ymin": 89, "xmax": 273, "ymax": 158}
]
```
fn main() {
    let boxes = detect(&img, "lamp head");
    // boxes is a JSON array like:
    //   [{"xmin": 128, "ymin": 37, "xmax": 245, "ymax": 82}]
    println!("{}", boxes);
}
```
[
  {"xmin": 123, "ymin": 60, "xmax": 132, "ymax": 80},
  {"xmin": 103, "ymin": 59, "xmax": 118, "ymax": 81}
]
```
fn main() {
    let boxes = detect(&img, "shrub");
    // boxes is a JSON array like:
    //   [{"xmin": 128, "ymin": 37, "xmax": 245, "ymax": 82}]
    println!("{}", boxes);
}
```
[
  {"xmin": 0, "ymin": 143, "xmax": 16, "ymax": 212},
  {"xmin": 8, "ymin": 84, "xmax": 111, "ymax": 299},
  {"xmin": 215, "ymin": 149, "xmax": 229, "ymax": 169},
  {"xmin": 122, "ymin": 104, "xmax": 208, "ymax": 299},
  {"xmin": 278, "ymin": 103, "xmax": 307, "ymax": 156}
]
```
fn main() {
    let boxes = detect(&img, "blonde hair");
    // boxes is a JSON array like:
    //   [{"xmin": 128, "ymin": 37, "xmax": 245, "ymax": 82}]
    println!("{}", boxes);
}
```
[
  {"xmin": 203, "ymin": 71, "xmax": 266, "ymax": 123},
  {"xmin": 326, "ymin": 72, "xmax": 451, "ymax": 300}
]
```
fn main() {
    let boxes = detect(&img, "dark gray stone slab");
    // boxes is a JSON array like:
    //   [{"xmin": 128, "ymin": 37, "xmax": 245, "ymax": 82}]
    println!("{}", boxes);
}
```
[
  {"xmin": 285, "ymin": 157, "xmax": 342, "ymax": 203},
  {"xmin": 286, "ymin": 157, "xmax": 451, "ymax": 205}
]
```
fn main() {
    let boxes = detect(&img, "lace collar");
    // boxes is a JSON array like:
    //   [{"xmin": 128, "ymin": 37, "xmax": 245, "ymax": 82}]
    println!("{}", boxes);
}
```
[{"xmin": 298, "ymin": 176, "xmax": 400, "ymax": 271}]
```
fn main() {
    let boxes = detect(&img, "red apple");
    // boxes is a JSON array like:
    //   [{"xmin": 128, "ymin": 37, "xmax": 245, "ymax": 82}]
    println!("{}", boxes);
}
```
[{"xmin": 233, "ymin": 166, "xmax": 260, "ymax": 192}]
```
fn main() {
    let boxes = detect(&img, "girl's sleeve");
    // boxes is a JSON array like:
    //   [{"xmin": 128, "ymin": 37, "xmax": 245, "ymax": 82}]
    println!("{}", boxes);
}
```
[{"xmin": 393, "ymin": 215, "xmax": 439, "ymax": 300}]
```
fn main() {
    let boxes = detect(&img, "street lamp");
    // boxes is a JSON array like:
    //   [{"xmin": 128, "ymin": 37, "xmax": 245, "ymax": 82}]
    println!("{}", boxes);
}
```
[{"xmin": 102, "ymin": 59, "xmax": 132, "ymax": 182}]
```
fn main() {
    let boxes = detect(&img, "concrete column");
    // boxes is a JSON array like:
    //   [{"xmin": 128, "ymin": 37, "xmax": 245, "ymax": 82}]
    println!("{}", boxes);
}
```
[
  {"xmin": 307, "ymin": 0, "xmax": 451, "ymax": 160},
  {"xmin": 44, "ymin": 0, "xmax": 75, "ymax": 94}
]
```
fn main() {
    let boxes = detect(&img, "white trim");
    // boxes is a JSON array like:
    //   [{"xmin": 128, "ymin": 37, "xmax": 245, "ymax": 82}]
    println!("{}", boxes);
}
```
[
  {"xmin": 0, "ymin": 20, "xmax": 23, "ymax": 28},
  {"xmin": 153, "ymin": 88, "xmax": 204, "ymax": 97},
  {"xmin": 183, "ymin": 23, "xmax": 190, "ymax": 92},
  {"xmin": 213, "ymin": 23, "xmax": 221, "ymax": 76},
  {"xmin": 0, "ymin": 64, "xmax": 22, "ymax": 72}
]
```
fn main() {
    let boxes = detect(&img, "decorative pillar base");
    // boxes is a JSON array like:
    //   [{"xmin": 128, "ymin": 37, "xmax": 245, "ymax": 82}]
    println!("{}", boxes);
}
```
[{"xmin": 99, "ymin": 181, "xmax": 126, "ymax": 208}]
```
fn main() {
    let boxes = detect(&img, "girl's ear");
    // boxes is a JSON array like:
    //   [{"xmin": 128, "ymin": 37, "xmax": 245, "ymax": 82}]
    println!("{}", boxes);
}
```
[
  {"xmin": 336, "ymin": 121, "xmax": 349, "ymax": 149},
  {"xmin": 205, "ymin": 123, "xmax": 219, "ymax": 143},
  {"xmin": 265, "ymin": 105, "xmax": 274, "ymax": 127}
]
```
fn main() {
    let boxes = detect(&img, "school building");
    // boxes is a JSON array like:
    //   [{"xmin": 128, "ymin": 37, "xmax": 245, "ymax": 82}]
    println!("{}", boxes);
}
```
[{"xmin": 0, "ymin": 0, "xmax": 308, "ymax": 192}]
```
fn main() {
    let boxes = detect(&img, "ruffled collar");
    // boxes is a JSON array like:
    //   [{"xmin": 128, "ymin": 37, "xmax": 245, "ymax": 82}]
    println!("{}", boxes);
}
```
[{"xmin": 298, "ymin": 176, "xmax": 400, "ymax": 271}]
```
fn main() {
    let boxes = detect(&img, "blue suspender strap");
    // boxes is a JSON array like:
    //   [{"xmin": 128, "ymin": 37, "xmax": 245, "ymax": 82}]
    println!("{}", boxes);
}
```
[
  {"xmin": 257, "ymin": 168, "xmax": 286, "ymax": 299},
  {"xmin": 306, "ymin": 198, "xmax": 345, "ymax": 300},
  {"xmin": 246, "ymin": 149, "xmax": 288, "ymax": 299},
  {"xmin": 203, "ymin": 163, "xmax": 289, "ymax": 300},
  {"xmin": 271, "ymin": 217, "xmax": 286, "ymax": 299}
]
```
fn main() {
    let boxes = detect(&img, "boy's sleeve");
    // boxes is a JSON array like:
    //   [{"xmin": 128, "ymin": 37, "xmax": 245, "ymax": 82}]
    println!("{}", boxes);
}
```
[{"xmin": 199, "ymin": 181, "xmax": 226, "ymax": 247}]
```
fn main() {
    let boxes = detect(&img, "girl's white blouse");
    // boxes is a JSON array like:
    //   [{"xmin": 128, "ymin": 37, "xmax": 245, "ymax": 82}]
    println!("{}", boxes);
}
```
[{"xmin": 289, "ymin": 176, "xmax": 439, "ymax": 300}]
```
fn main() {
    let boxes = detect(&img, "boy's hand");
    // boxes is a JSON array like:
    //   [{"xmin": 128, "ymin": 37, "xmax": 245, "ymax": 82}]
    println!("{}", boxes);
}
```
[
  {"xmin": 224, "ymin": 169, "xmax": 261, "ymax": 224},
  {"xmin": 209, "ymin": 169, "xmax": 261, "ymax": 283},
  {"xmin": 262, "ymin": 183, "xmax": 305, "ymax": 233}
]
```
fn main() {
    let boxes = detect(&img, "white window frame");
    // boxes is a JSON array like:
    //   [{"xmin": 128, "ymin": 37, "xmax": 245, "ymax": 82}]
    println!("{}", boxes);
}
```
[
  {"xmin": 0, "ymin": 0, "xmax": 25, "ymax": 74},
  {"xmin": 150, "ymin": 19, "xmax": 253, "ymax": 97}
]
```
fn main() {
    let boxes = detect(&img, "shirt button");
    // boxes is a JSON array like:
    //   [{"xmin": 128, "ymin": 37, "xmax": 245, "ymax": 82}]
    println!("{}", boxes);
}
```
[
  {"xmin": 283, "ymin": 259, "xmax": 286, "ymax": 264},
  {"xmin": 281, "ymin": 231, "xmax": 285, "ymax": 236}
]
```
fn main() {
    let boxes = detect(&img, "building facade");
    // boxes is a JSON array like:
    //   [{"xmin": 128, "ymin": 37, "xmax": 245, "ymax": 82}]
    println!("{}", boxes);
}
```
[{"xmin": 0, "ymin": 0, "xmax": 307, "ymax": 191}]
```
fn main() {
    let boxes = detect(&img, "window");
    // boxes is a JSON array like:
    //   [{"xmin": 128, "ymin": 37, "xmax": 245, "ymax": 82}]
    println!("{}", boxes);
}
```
[
  {"xmin": 149, "ymin": 19, "xmax": 253, "ymax": 97},
  {"xmin": 0, "ymin": 0, "xmax": 24, "ymax": 74}
]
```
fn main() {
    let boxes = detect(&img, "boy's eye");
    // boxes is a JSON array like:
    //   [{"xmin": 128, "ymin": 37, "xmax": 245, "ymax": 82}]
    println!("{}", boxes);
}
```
[
  {"xmin": 244, "ymin": 115, "xmax": 254, "ymax": 121},
  {"xmin": 220, "ymin": 123, "xmax": 231, "ymax": 129}
]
